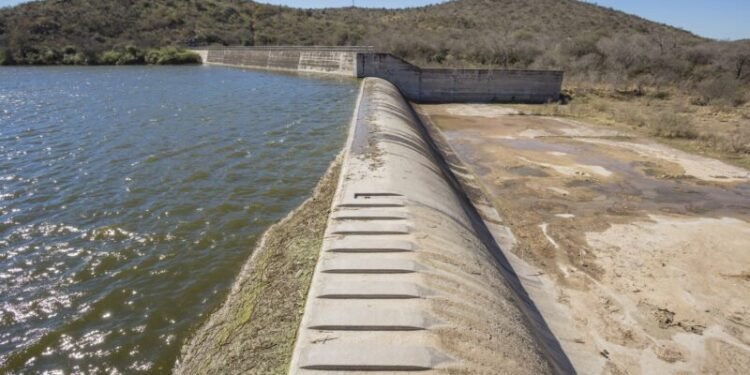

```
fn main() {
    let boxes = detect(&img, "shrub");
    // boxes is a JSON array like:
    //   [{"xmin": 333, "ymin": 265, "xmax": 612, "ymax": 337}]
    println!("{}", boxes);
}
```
[
  {"xmin": 115, "ymin": 51, "xmax": 143, "ymax": 65},
  {"xmin": 97, "ymin": 46, "xmax": 148, "ymax": 65},
  {"xmin": 700, "ymin": 128, "xmax": 750, "ymax": 154},
  {"xmin": 651, "ymin": 113, "xmax": 698, "ymax": 139},
  {"xmin": 0, "ymin": 50, "xmax": 5, "ymax": 65},
  {"xmin": 144, "ymin": 47, "xmax": 200, "ymax": 65},
  {"xmin": 117, "ymin": 45, "xmax": 145, "ymax": 64},
  {"xmin": 727, "ymin": 129, "xmax": 750, "ymax": 154},
  {"xmin": 62, "ymin": 52, "xmax": 87, "ymax": 65},
  {"xmin": 696, "ymin": 76, "xmax": 746, "ymax": 107},
  {"xmin": 16, "ymin": 47, "xmax": 62, "ymax": 65},
  {"xmin": 651, "ymin": 90, "xmax": 670, "ymax": 100},
  {"xmin": 98, "ymin": 50, "xmax": 122, "ymax": 65},
  {"xmin": 685, "ymin": 44, "xmax": 714, "ymax": 66},
  {"xmin": 61, "ymin": 45, "xmax": 87, "ymax": 65},
  {"xmin": 562, "ymin": 33, "xmax": 602, "ymax": 59},
  {"xmin": 40, "ymin": 47, "xmax": 61, "ymax": 64}
]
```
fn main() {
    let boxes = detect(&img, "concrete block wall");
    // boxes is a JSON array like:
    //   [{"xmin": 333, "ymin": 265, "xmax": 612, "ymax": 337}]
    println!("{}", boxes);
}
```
[
  {"xmin": 359, "ymin": 53, "xmax": 563, "ymax": 103},
  {"xmin": 356, "ymin": 53, "xmax": 422, "ymax": 99}
]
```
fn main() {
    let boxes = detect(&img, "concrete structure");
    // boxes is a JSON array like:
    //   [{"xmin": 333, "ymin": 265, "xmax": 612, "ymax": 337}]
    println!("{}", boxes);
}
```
[
  {"xmin": 193, "ymin": 49, "xmax": 208, "ymax": 64},
  {"xmin": 193, "ymin": 47, "xmax": 563, "ymax": 103},
  {"xmin": 195, "ymin": 46, "xmax": 372, "ymax": 77},
  {"xmin": 287, "ymin": 78, "xmax": 573, "ymax": 374},
  {"xmin": 359, "ymin": 53, "xmax": 564, "ymax": 103}
]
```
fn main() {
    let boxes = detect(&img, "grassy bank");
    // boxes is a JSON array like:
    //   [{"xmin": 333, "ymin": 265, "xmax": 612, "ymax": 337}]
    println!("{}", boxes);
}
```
[
  {"xmin": 0, "ymin": 46, "xmax": 200, "ymax": 66},
  {"xmin": 513, "ymin": 86, "xmax": 750, "ymax": 169},
  {"xmin": 175, "ymin": 156, "xmax": 341, "ymax": 375}
]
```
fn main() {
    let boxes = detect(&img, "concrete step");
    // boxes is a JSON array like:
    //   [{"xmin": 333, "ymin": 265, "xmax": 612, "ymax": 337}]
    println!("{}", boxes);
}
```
[
  {"xmin": 324, "ymin": 238, "xmax": 415, "ymax": 253},
  {"xmin": 298, "ymin": 345, "xmax": 448, "ymax": 371},
  {"xmin": 338, "ymin": 197, "xmax": 406, "ymax": 208},
  {"xmin": 331, "ymin": 222, "xmax": 410, "ymax": 235},
  {"xmin": 317, "ymin": 281, "xmax": 425, "ymax": 299},
  {"xmin": 332, "ymin": 207, "xmax": 410, "ymax": 221},
  {"xmin": 307, "ymin": 303, "xmax": 432, "ymax": 331},
  {"xmin": 321, "ymin": 256, "xmax": 418, "ymax": 274}
]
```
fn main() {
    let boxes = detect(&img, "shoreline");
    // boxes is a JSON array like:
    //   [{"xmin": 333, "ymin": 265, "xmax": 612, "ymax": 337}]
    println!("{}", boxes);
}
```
[{"xmin": 175, "ymin": 155, "xmax": 342, "ymax": 374}]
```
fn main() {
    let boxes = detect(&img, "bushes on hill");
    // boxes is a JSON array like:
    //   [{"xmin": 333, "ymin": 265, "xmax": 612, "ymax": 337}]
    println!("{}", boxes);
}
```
[
  {"xmin": 97, "ymin": 45, "xmax": 145, "ymax": 65},
  {"xmin": 652, "ymin": 113, "xmax": 698, "ymax": 139},
  {"xmin": 0, "ymin": 44, "xmax": 199, "ymax": 65},
  {"xmin": 96, "ymin": 46, "xmax": 200, "ymax": 65},
  {"xmin": 144, "ymin": 47, "xmax": 201, "ymax": 65},
  {"xmin": 0, "ymin": 0, "xmax": 747, "ymax": 104}
]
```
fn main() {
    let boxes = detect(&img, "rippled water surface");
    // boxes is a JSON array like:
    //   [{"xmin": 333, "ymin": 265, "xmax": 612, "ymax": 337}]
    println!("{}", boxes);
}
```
[{"xmin": 0, "ymin": 66, "xmax": 357, "ymax": 373}]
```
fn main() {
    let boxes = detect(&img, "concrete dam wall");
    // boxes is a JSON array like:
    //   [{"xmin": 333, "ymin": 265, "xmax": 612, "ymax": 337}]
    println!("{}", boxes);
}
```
[
  {"xmin": 359, "ymin": 53, "xmax": 564, "ymax": 103},
  {"xmin": 199, "ymin": 46, "xmax": 369, "ymax": 77},
  {"xmin": 287, "ymin": 77, "xmax": 571, "ymax": 374},
  {"xmin": 193, "ymin": 47, "xmax": 563, "ymax": 103}
]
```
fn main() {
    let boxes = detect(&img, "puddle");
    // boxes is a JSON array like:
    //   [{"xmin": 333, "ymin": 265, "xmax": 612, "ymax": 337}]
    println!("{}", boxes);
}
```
[
  {"xmin": 491, "ymin": 136, "xmax": 750, "ymax": 220},
  {"xmin": 509, "ymin": 166, "xmax": 550, "ymax": 177}
]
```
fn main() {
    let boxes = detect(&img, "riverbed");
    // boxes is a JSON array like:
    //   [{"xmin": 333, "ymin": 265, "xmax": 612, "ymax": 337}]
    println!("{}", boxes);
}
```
[{"xmin": 418, "ymin": 104, "xmax": 750, "ymax": 374}]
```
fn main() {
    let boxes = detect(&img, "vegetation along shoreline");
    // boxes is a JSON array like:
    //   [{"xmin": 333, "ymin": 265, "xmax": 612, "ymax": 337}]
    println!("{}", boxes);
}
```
[{"xmin": 0, "ymin": 45, "xmax": 200, "ymax": 65}]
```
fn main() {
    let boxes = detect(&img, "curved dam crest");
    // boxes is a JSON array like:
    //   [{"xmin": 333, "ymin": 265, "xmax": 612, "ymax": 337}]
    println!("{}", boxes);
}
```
[
  {"xmin": 177, "ymin": 49, "xmax": 572, "ymax": 373},
  {"xmin": 177, "ymin": 74, "xmax": 574, "ymax": 373},
  {"xmin": 288, "ymin": 78, "xmax": 572, "ymax": 374}
]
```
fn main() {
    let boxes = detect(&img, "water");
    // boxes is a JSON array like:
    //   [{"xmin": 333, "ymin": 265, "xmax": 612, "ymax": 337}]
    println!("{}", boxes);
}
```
[{"xmin": 0, "ymin": 66, "xmax": 357, "ymax": 373}]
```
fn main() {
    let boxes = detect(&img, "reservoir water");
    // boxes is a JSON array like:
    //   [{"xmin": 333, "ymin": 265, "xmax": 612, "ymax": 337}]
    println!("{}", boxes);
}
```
[{"xmin": 0, "ymin": 66, "xmax": 357, "ymax": 373}]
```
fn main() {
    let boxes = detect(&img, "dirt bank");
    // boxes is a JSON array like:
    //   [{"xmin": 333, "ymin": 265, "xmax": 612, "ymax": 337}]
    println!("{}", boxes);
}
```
[
  {"xmin": 175, "ymin": 157, "xmax": 341, "ymax": 375},
  {"xmin": 418, "ymin": 104, "xmax": 750, "ymax": 374}
]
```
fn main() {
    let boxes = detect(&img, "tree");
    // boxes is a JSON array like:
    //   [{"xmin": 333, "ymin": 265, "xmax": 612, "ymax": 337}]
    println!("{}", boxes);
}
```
[{"xmin": 735, "ymin": 52, "xmax": 749, "ymax": 80}]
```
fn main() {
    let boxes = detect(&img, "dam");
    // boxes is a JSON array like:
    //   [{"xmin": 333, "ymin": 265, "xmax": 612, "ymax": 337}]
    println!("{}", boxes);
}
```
[
  {"xmin": 193, "ymin": 46, "xmax": 564, "ymax": 103},
  {"xmin": 287, "ymin": 77, "xmax": 569, "ymax": 373},
  {"xmin": 176, "ymin": 47, "xmax": 572, "ymax": 374}
]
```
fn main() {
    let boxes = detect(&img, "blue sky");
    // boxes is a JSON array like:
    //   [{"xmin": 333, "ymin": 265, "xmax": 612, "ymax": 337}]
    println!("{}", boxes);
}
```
[{"xmin": 1, "ymin": 0, "xmax": 747, "ymax": 40}]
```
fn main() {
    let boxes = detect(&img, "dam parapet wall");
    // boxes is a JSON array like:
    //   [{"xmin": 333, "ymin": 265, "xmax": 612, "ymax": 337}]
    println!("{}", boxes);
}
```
[
  {"xmin": 193, "ymin": 46, "xmax": 563, "ymax": 104},
  {"xmin": 359, "ymin": 53, "xmax": 564, "ymax": 103}
]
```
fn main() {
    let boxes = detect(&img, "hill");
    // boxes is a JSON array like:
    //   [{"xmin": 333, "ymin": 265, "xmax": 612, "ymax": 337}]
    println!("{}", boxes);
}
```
[{"xmin": 0, "ymin": 0, "xmax": 748, "ymax": 94}]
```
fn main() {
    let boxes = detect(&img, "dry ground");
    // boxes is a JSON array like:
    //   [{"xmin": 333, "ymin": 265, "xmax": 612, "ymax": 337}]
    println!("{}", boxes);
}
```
[
  {"xmin": 418, "ymin": 104, "xmax": 750, "ymax": 374},
  {"xmin": 513, "ymin": 88, "xmax": 750, "ymax": 169}
]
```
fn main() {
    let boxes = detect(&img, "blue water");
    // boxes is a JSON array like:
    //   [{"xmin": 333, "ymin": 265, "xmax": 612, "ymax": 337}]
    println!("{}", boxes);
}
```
[{"xmin": 0, "ymin": 66, "xmax": 357, "ymax": 373}]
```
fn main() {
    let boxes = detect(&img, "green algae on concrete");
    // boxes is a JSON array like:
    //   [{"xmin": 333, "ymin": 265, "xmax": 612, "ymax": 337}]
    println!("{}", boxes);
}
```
[{"xmin": 175, "ymin": 157, "xmax": 342, "ymax": 375}]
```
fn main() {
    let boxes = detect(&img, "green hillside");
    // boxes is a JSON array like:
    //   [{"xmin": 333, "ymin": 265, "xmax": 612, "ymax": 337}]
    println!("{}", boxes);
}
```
[{"xmin": 1, "ymin": 0, "xmax": 748, "ymax": 92}]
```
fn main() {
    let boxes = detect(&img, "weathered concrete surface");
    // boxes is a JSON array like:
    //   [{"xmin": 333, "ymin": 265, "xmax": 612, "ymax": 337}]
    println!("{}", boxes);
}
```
[
  {"xmin": 192, "ymin": 49, "xmax": 208, "ymax": 64},
  {"xmin": 196, "ymin": 47, "xmax": 371, "ymax": 77},
  {"xmin": 288, "ymin": 78, "xmax": 573, "ymax": 374}
]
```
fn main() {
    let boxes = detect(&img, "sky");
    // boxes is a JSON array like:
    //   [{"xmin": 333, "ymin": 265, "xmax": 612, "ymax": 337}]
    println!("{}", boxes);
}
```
[{"xmin": 0, "ymin": 0, "xmax": 747, "ymax": 41}]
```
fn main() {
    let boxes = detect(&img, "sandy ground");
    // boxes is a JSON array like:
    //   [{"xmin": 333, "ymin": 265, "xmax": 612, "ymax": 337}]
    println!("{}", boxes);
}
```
[
  {"xmin": 417, "ymin": 104, "xmax": 750, "ymax": 374},
  {"xmin": 175, "ymin": 157, "xmax": 341, "ymax": 375}
]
